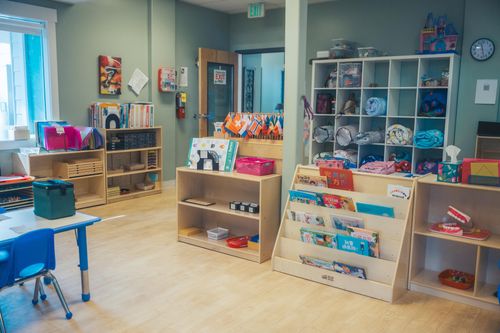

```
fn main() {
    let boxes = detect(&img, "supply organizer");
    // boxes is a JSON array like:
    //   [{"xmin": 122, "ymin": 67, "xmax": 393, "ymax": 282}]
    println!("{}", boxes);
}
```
[
  {"xmin": 105, "ymin": 127, "xmax": 163, "ymax": 203},
  {"xmin": 272, "ymin": 165, "xmax": 415, "ymax": 302},
  {"xmin": 309, "ymin": 54, "xmax": 459, "ymax": 174},
  {"xmin": 176, "ymin": 167, "xmax": 281, "ymax": 263},
  {"xmin": 410, "ymin": 174, "xmax": 500, "ymax": 311}
]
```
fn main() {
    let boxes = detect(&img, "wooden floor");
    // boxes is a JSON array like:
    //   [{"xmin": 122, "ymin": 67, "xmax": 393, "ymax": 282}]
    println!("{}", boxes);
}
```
[{"xmin": 1, "ymin": 185, "xmax": 500, "ymax": 333}]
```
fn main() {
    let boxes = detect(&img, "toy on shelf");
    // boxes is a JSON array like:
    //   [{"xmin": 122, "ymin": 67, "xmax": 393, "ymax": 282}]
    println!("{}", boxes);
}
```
[
  {"xmin": 421, "ymin": 69, "xmax": 449, "ymax": 87},
  {"xmin": 418, "ymin": 13, "xmax": 459, "ymax": 54},
  {"xmin": 438, "ymin": 145, "xmax": 463, "ymax": 183},
  {"xmin": 439, "ymin": 269, "xmax": 474, "ymax": 290},
  {"xmin": 429, "ymin": 205, "xmax": 491, "ymax": 240},
  {"xmin": 462, "ymin": 158, "xmax": 500, "ymax": 187}
]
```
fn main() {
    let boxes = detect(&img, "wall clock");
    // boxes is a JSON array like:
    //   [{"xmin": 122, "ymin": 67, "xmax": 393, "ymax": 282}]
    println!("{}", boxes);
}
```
[{"xmin": 470, "ymin": 38, "xmax": 495, "ymax": 61}]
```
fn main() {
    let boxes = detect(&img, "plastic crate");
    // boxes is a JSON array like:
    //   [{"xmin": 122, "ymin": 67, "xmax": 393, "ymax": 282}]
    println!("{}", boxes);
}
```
[
  {"xmin": 236, "ymin": 157, "xmax": 274, "ymax": 176},
  {"xmin": 207, "ymin": 227, "xmax": 229, "ymax": 240}
]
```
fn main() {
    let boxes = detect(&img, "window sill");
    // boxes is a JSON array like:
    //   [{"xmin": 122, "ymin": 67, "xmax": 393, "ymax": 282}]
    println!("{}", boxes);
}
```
[{"xmin": 0, "ymin": 139, "xmax": 36, "ymax": 151}]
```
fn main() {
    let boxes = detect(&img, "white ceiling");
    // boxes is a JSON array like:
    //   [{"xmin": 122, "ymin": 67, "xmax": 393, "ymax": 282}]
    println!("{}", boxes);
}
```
[{"xmin": 181, "ymin": 0, "xmax": 334, "ymax": 14}]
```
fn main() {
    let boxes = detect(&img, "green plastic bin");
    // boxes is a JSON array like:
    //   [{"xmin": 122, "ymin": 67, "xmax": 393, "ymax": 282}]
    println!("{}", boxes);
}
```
[{"xmin": 33, "ymin": 180, "xmax": 75, "ymax": 219}]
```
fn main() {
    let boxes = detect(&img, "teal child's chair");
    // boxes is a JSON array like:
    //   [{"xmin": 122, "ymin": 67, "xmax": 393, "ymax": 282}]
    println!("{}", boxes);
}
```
[{"xmin": 0, "ymin": 228, "xmax": 72, "ymax": 333}]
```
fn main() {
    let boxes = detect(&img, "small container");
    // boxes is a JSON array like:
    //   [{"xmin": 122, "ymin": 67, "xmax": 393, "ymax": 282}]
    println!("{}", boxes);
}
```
[
  {"xmin": 229, "ymin": 201, "xmax": 241, "ymax": 210},
  {"xmin": 330, "ymin": 39, "xmax": 356, "ymax": 59},
  {"xmin": 357, "ymin": 47, "xmax": 380, "ymax": 58},
  {"xmin": 248, "ymin": 234, "xmax": 260, "ymax": 251},
  {"xmin": 239, "ymin": 202, "xmax": 250, "ymax": 212},
  {"xmin": 248, "ymin": 203, "xmax": 259, "ymax": 214},
  {"xmin": 33, "ymin": 180, "xmax": 75, "ymax": 219},
  {"xmin": 236, "ymin": 157, "xmax": 274, "ymax": 176},
  {"xmin": 438, "ymin": 161, "xmax": 463, "ymax": 183},
  {"xmin": 207, "ymin": 227, "xmax": 229, "ymax": 240}
]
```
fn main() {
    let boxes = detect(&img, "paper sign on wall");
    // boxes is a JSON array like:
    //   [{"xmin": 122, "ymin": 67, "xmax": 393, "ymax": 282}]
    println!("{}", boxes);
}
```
[
  {"xmin": 475, "ymin": 79, "xmax": 498, "ymax": 105},
  {"xmin": 128, "ymin": 68, "xmax": 149, "ymax": 95},
  {"xmin": 214, "ymin": 69, "xmax": 227, "ymax": 85},
  {"xmin": 179, "ymin": 67, "xmax": 188, "ymax": 87}
]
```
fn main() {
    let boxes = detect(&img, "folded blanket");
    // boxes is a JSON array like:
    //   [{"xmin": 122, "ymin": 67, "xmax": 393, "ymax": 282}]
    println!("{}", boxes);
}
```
[
  {"xmin": 336, "ymin": 125, "xmax": 359, "ymax": 146},
  {"xmin": 359, "ymin": 161, "xmax": 396, "ymax": 175},
  {"xmin": 386, "ymin": 124, "xmax": 413, "ymax": 145},
  {"xmin": 365, "ymin": 97, "xmax": 387, "ymax": 116},
  {"xmin": 334, "ymin": 149, "xmax": 358, "ymax": 168},
  {"xmin": 354, "ymin": 131, "xmax": 385, "ymax": 145},
  {"xmin": 414, "ymin": 129, "xmax": 444, "ymax": 148}
]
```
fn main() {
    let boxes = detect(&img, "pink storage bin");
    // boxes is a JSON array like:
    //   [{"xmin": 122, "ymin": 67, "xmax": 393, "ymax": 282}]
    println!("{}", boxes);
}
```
[
  {"xmin": 43, "ymin": 126, "xmax": 82, "ymax": 151},
  {"xmin": 236, "ymin": 157, "xmax": 274, "ymax": 176}
]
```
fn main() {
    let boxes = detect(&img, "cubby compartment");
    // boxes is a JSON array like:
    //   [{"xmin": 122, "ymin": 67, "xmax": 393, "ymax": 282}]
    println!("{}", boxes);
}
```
[
  {"xmin": 358, "ymin": 117, "xmax": 386, "ymax": 144},
  {"xmin": 361, "ymin": 89, "xmax": 388, "ymax": 116},
  {"xmin": 335, "ymin": 116, "xmax": 360, "ymax": 151},
  {"xmin": 336, "ymin": 89, "xmax": 361, "ymax": 115},
  {"xmin": 313, "ymin": 62, "xmax": 338, "ymax": 89},
  {"xmin": 388, "ymin": 89, "xmax": 417, "ymax": 117},
  {"xmin": 362, "ymin": 60, "xmax": 389, "ymax": 88},
  {"xmin": 413, "ymin": 148, "xmax": 443, "ymax": 174},
  {"xmin": 385, "ymin": 146, "xmax": 412, "ymax": 173},
  {"xmin": 418, "ymin": 57, "xmax": 450, "ymax": 88},
  {"xmin": 358, "ymin": 144, "xmax": 385, "ymax": 167},
  {"xmin": 418, "ymin": 88, "xmax": 448, "ymax": 118},
  {"xmin": 314, "ymin": 91, "xmax": 336, "ymax": 115},
  {"xmin": 339, "ymin": 62, "xmax": 362, "ymax": 88},
  {"xmin": 310, "ymin": 116, "xmax": 336, "ymax": 160},
  {"xmin": 475, "ymin": 247, "xmax": 500, "ymax": 305},
  {"xmin": 72, "ymin": 176, "xmax": 107, "ymax": 209},
  {"xmin": 386, "ymin": 117, "xmax": 415, "ymax": 147},
  {"xmin": 389, "ymin": 59, "xmax": 418, "ymax": 88}
]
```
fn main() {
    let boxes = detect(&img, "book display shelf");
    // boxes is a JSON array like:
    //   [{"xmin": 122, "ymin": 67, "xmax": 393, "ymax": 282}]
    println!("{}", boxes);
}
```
[
  {"xmin": 272, "ymin": 165, "xmax": 415, "ymax": 302},
  {"xmin": 410, "ymin": 174, "xmax": 500, "ymax": 311},
  {"xmin": 176, "ymin": 167, "xmax": 281, "ymax": 263}
]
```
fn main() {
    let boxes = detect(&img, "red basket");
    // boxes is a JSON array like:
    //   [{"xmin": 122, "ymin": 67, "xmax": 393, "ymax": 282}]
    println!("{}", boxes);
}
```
[
  {"xmin": 235, "ymin": 157, "xmax": 274, "ymax": 176},
  {"xmin": 438, "ymin": 269, "xmax": 475, "ymax": 290}
]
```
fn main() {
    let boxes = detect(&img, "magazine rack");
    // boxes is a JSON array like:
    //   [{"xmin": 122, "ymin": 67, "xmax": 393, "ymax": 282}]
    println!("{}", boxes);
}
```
[{"xmin": 271, "ymin": 165, "xmax": 415, "ymax": 302}]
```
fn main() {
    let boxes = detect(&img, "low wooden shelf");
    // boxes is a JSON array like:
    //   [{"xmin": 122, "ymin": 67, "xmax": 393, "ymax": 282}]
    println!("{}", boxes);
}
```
[
  {"xmin": 409, "ymin": 174, "xmax": 500, "ymax": 311},
  {"xmin": 176, "ymin": 167, "xmax": 281, "ymax": 263},
  {"xmin": 272, "ymin": 165, "xmax": 415, "ymax": 303}
]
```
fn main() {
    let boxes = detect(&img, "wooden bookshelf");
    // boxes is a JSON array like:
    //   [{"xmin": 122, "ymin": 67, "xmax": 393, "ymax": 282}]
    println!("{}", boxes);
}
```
[
  {"xmin": 272, "ymin": 165, "xmax": 415, "ymax": 303},
  {"xmin": 0, "ymin": 179, "xmax": 34, "ymax": 211},
  {"xmin": 176, "ymin": 167, "xmax": 281, "ymax": 263},
  {"xmin": 409, "ymin": 174, "xmax": 500, "ymax": 311},
  {"xmin": 105, "ymin": 127, "xmax": 163, "ymax": 202},
  {"xmin": 12, "ymin": 149, "xmax": 106, "ymax": 209}
]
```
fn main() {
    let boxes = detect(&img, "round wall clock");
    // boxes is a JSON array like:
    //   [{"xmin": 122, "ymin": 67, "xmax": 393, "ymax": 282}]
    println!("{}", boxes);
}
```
[{"xmin": 470, "ymin": 38, "xmax": 495, "ymax": 61}]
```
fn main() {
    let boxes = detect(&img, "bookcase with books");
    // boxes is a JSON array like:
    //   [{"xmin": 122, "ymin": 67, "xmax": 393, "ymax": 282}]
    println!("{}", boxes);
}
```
[{"xmin": 271, "ymin": 165, "xmax": 415, "ymax": 302}]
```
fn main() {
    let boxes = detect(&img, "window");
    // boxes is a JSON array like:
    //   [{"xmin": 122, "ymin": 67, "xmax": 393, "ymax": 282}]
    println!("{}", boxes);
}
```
[{"xmin": 0, "ymin": 2, "xmax": 58, "ymax": 143}]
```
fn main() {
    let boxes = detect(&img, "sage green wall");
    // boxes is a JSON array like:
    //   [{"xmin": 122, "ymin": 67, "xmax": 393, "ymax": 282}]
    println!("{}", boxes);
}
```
[{"xmin": 175, "ymin": 1, "xmax": 230, "ymax": 168}]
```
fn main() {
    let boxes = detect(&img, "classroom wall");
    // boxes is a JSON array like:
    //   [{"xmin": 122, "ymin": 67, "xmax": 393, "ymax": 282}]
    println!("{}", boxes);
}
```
[
  {"xmin": 242, "ymin": 54, "xmax": 262, "ymax": 113},
  {"xmin": 260, "ymin": 52, "xmax": 284, "ymax": 112},
  {"xmin": 174, "ymin": 1, "xmax": 230, "ymax": 169}
]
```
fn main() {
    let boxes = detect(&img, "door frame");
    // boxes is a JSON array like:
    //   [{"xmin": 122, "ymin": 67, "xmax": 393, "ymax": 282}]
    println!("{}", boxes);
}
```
[{"xmin": 198, "ymin": 47, "xmax": 239, "ymax": 137}]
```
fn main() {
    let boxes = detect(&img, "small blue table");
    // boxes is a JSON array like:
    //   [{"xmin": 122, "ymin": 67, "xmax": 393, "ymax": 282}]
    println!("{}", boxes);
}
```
[{"xmin": 0, "ymin": 208, "xmax": 100, "ymax": 302}]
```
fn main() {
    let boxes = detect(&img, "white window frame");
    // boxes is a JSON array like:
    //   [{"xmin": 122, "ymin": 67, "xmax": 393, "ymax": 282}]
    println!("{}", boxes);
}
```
[{"xmin": 0, "ymin": 1, "xmax": 59, "ymax": 149}]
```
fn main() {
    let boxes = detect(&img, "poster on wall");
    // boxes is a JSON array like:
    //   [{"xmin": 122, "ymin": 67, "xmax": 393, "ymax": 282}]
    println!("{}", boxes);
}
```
[
  {"xmin": 99, "ymin": 55, "xmax": 122, "ymax": 95},
  {"xmin": 214, "ymin": 69, "xmax": 227, "ymax": 85}
]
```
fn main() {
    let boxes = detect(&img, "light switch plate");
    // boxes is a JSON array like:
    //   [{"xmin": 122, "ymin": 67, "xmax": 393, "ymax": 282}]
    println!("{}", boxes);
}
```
[{"xmin": 475, "ymin": 79, "xmax": 498, "ymax": 105}]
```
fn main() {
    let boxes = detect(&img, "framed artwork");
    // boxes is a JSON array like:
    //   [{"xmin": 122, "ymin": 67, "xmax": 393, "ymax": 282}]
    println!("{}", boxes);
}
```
[{"xmin": 99, "ymin": 55, "xmax": 122, "ymax": 95}]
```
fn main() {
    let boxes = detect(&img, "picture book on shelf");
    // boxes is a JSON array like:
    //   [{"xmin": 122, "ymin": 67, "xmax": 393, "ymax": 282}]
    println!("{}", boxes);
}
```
[
  {"xmin": 287, "ymin": 210, "xmax": 326, "ymax": 226},
  {"xmin": 187, "ymin": 138, "xmax": 238, "ymax": 172},
  {"xmin": 300, "ymin": 228, "xmax": 337, "ymax": 248},
  {"xmin": 356, "ymin": 202, "xmax": 395, "ymax": 218},
  {"xmin": 295, "ymin": 174, "xmax": 328, "ymax": 187},
  {"xmin": 337, "ymin": 234, "xmax": 370, "ymax": 256},
  {"xmin": 347, "ymin": 226, "xmax": 380, "ymax": 258},
  {"xmin": 319, "ymin": 167, "xmax": 354, "ymax": 191},
  {"xmin": 333, "ymin": 261, "xmax": 367, "ymax": 279},
  {"xmin": 299, "ymin": 255, "xmax": 335, "ymax": 271},
  {"xmin": 331, "ymin": 213, "xmax": 364, "ymax": 231},
  {"xmin": 289, "ymin": 190, "xmax": 323, "ymax": 206},
  {"xmin": 322, "ymin": 194, "xmax": 356, "ymax": 212}
]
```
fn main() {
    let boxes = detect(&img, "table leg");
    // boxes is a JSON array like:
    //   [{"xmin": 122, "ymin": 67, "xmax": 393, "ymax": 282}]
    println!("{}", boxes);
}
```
[{"xmin": 77, "ymin": 226, "xmax": 90, "ymax": 302}]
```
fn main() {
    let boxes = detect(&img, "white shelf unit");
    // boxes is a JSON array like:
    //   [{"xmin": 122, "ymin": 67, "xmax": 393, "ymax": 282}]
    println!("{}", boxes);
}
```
[
  {"xmin": 272, "ymin": 165, "xmax": 415, "ymax": 302},
  {"xmin": 308, "ymin": 54, "xmax": 459, "ymax": 174}
]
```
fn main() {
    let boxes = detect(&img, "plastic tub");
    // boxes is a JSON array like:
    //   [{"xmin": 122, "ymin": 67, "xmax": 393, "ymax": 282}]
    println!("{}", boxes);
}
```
[
  {"xmin": 207, "ymin": 227, "xmax": 229, "ymax": 240},
  {"xmin": 236, "ymin": 157, "xmax": 274, "ymax": 176}
]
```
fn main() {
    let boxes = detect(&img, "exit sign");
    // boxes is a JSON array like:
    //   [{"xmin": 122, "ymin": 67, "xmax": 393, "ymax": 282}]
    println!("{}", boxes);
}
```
[{"xmin": 248, "ymin": 3, "xmax": 265, "ymax": 18}]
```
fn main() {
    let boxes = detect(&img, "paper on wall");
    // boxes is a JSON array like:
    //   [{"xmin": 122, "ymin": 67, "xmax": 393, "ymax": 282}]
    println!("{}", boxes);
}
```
[
  {"xmin": 179, "ymin": 67, "xmax": 188, "ymax": 87},
  {"xmin": 128, "ymin": 68, "xmax": 149, "ymax": 95}
]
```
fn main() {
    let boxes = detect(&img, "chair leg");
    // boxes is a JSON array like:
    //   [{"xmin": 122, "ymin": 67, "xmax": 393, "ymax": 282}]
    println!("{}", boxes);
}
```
[
  {"xmin": 46, "ymin": 273, "xmax": 72, "ymax": 320},
  {"xmin": 38, "ymin": 278, "xmax": 47, "ymax": 301},
  {"xmin": 0, "ymin": 307, "xmax": 6, "ymax": 333},
  {"xmin": 32, "ymin": 278, "xmax": 40, "ymax": 305}
]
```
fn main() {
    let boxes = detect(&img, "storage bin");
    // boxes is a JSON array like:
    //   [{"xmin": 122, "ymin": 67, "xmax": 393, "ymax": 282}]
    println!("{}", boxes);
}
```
[
  {"xmin": 54, "ymin": 158, "xmax": 104, "ymax": 178},
  {"xmin": 207, "ymin": 227, "xmax": 229, "ymax": 240},
  {"xmin": 42, "ymin": 126, "xmax": 82, "ymax": 151},
  {"xmin": 33, "ymin": 180, "xmax": 75, "ymax": 219},
  {"xmin": 339, "ymin": 63, "xmax": 362, "ymax": 88},
  {"xmin": 236, "ymin": 157, "xmax": 274, "ymax": 176}
]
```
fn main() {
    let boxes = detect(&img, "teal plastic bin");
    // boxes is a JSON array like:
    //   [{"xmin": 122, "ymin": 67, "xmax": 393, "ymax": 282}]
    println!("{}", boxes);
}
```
[{"xmin": 33, "ymin": 180, "xmax": 75, "ymax": 219}]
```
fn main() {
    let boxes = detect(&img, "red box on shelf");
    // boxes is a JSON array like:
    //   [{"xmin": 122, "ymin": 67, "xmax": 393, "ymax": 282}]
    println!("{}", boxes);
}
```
[{"xmin": 235, "ymin": 157, "xmax": 274, "ymax": 176}]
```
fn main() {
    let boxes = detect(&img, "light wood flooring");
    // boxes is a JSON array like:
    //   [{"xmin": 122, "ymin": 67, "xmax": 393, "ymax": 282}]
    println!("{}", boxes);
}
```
[{"xmin": 1, "ymin": 185, "xmax": 499, "ymax": 333}]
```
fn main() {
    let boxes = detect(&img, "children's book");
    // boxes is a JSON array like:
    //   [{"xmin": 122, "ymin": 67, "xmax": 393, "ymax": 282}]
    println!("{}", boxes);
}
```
[
  {"xmin": 299, "ymin": 255, "xmax": 335, "ymax": 271},
  {"xmin": 187, "ymin": 138, "xmax": 238, "ymax": 172},
  {"xmin": 347, "ymin": 226, "xmax": 380, "ymax": 258},
  {"xmin": 330, "ymin": 213, "xmax": 364, "ymax": 231},
  {"xmin": 287, "ymin": 210, "xmax": 326, "ymax": 226},
  {"xmin": 333, "ymin": 261, "xmax": 367, "ymax": 279},
  {"xmin": 319, "ymin": 167, "xmax": 354, "ymax": 191},
  {"xmin": 295, "ymin": 174, "xmax": 328, "ymax": 187},
  {"xmin": 337, "ymin": 234, "xmax": 370, "ymax": 256},
  {"xmin": 289, "ymin": 190, "xmax": 323, "ymax": 206},
  {"xmin": 322, "ymin": 194, "xmax": 356, "ymax": 212},
  {"xmin": 356, "ymin": 202, "xmax": 395, "ymax": 218},
  {"xmin": 300, "ymin": 227, "xmax": 337, "ymax": 248}
]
